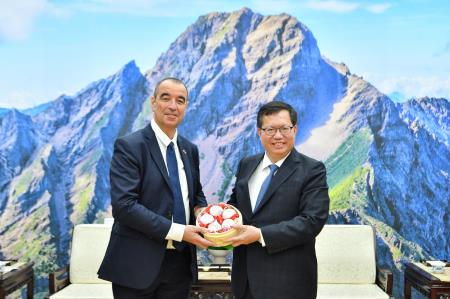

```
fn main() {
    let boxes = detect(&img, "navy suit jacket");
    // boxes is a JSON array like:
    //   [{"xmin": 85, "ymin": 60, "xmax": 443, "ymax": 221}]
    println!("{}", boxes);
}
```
[
  {"xmin": 228, "ymin": 149, "xmax": 329, "ymax": 299},
  {"xmin": 98, "ymin": 124, "xmax": 207, "ymax": 289}
]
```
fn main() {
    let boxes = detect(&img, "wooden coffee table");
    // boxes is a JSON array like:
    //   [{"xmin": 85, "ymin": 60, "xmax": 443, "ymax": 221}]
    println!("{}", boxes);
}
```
[
  {"xmin": 404, "ymin": 262, "xmax": 450, "ymax": 299},
  {"xmin": 0, "ymin": 261, "xmax": 34, "ymax": 299},
  {"xmin": 190, "ymin": 265, "xmax": 232, "ymax": 297}
]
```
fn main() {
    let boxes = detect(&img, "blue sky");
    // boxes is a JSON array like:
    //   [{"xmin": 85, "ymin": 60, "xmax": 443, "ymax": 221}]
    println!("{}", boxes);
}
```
[{"xmin": 1, "ymin": 0, "xmax": 449, "ymax": 108}]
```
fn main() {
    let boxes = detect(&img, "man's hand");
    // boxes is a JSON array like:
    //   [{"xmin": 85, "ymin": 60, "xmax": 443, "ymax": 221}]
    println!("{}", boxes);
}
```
[
  {"xmin": 225, "ymin": 224, "xmax": 261, "ymax": 247},
  {"xmin": 182, "ymin": 225, "xmax": 214, "ymax": 249}
]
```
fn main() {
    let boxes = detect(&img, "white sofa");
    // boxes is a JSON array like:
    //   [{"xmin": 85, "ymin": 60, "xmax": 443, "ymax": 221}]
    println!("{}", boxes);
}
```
[
  {"xmin": 316, "ymin": 225, "xmax": 392, "ymax": 299},
  {"xmin": 48, "ymin": 224, "xmax": 113, "ymax": 299},
  {"xmin": 48, "ymin": 224, "xmax": 392, "ymax": 299}
]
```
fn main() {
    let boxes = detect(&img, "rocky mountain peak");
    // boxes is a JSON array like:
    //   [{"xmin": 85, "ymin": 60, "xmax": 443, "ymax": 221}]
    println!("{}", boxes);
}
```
[
  {"xmin": 399, "ymin": 97, "xmax": 450, "ymax": 145},
  {"xmin": 0, "ymin": 108, "xmax": 37, "ymax": 155},
  {"xmin": 114, "ymin": 60, "xmax": 142, "ymax": 86}
]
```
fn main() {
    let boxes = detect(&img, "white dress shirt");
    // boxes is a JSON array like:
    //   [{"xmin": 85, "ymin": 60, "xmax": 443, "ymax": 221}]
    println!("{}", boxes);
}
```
[
  {"xmin": 248, "ymin": 152, "xmax": 290, "ymax": 246},
  {"xmin": 151, "ymin": 119, "xmax": 189, "ymax": 247}
]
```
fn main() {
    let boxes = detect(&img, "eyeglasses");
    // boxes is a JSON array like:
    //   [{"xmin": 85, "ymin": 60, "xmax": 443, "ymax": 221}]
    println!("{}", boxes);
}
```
[{"xmin": 260, "ymin": 126, "xmax": 294, "ymax": 136}]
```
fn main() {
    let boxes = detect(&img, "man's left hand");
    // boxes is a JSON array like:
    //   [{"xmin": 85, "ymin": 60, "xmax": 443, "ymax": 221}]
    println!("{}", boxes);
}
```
[
  {"xmin": 182, "ymin": 225, "xmax": 214, "ymax": 249},
  {"xmin": 225, "ymin": 224, "xmax": 261, "ymax": 247}
]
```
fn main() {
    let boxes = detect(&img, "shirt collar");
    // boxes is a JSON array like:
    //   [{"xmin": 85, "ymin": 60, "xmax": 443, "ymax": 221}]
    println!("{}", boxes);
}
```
[
  {"xmin": 262, "ymin": 152, "xmax": 290, "ymax": 169},
  {"xmin": 151, "ymin": 119, "xmax": 178, "ymax": 147}
]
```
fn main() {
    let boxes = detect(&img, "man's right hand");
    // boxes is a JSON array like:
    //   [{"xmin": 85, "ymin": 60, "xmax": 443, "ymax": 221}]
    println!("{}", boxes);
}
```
[{"xmin": 182, "ymin": 225, "xmax": 214, "ymax": 249}]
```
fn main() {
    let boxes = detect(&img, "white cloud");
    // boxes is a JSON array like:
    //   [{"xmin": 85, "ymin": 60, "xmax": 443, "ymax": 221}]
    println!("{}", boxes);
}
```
[
  {"xmin": 365, "ymin": 3, "xmax": 391, "ymax": 14},
  {"xmin": 0, "ymin": 0, "xmax": 67, "ymax": 41},
  {"xmin": 368, "ymin": 75, "xmax": 450, "ymax": 100},
  {"xmin": 0, "ymin": 0, "xmax": 45, "ymax": 40}
]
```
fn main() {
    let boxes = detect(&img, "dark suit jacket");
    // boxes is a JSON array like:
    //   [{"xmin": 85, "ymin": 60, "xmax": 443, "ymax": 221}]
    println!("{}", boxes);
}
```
[
  {"xmin": 98, "ymin": 124, "xmax": 207, "ymax": 289},
  {"xmin": 228, "ymin": 149, "xmax": 329, "ymax": 299}
]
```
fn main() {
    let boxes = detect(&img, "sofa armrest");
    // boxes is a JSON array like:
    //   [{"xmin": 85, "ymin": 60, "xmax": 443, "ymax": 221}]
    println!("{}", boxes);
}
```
[
  {"xmin": 376, "ymin": 267, "xmax": 393, "ymax": 296},
  {"xmin": 49, "ymin": 265, "xmax": 70, "ymax": 294}
]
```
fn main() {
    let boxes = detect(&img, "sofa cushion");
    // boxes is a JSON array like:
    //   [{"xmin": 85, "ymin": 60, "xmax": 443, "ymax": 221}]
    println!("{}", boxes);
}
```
[
  {"xmin": 316, "ymin": 225, "xmax": 376, "ymax": 284},
  {"xmin": 49, "ymin": 284, "xmax": 113, "ymax": 299},
  {"xmin": 317, "ymin": 283, "xmax": 389, "ymax": 299},
  {"xmin": 69, "ymin": 224, "xmax": 112, "ymax": 284}
]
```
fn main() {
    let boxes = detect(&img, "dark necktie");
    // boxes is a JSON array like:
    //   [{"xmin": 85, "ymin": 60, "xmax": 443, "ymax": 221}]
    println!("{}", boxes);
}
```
[
  {"xmin": 166, "ymin": 142, "xmax": 186, "ymax": 250},
  {"xmin": 254, "ymin": 164, "xmax": 278, "ymax": 212}
]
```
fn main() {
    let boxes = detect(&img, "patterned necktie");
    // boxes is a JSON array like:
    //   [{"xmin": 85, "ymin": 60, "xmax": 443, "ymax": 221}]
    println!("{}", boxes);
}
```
[
  {"xmin": 254, "ymin": 164, "xmax": 278, "ymax": 212},
  {"xmin": 166, "ymin": 142, "xmax": 186, "ymax": 250}
]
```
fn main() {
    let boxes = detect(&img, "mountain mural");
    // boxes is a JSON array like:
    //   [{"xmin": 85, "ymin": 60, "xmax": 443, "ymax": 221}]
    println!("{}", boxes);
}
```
[{"xmin": 0, "ymin": 8, "xmax": 448, "ymax": 298}]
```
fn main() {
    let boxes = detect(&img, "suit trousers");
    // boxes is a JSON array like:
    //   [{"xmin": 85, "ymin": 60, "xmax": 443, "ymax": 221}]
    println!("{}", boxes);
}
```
[
  {"xmin": 112, "ymin": 247, "xmax": 192, "ymax": 299},
  {"xmin": 242, "ymin": 280, "xmax": 255, "ymax": 299}
]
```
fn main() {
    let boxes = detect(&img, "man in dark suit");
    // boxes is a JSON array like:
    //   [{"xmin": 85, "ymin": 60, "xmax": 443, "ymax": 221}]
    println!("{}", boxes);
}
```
[
  {"xmin": 98, "ymin": 77, "xmax": 213, "ymax": 299},
  {"xmin": 227, "ymin": 101, "xmax": 330, "ymax": 299}
]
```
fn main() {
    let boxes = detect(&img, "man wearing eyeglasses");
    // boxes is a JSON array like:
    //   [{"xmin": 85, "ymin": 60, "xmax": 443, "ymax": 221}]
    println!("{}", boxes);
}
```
[{"xmin": 227, "ymin": 101, "xmax": 330, "ymax": 299}]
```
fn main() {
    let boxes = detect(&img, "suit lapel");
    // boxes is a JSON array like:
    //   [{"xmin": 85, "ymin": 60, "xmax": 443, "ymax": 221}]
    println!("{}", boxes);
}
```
[
  {"xmin": 253, "ymin": 150, "xmax": 301, "ymax": 215},
  {"xmin": 177, "ymin": 138, "xmax": 194, "ymax": 206},
  {"xmin": 240, "ymin": 154, "xmax": 264, "ymax": 217},
  {"xmin": 143, "ymin": 125, "xmax": 171, "ymax": 188}
]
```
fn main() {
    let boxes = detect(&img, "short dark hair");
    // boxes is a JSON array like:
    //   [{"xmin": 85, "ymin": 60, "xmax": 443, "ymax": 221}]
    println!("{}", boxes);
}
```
[
  {"xmin": 153, "ymin": 77, "xmax": 189, "ymax": 100},
  {"xmin": 257, "ymin": 101, "xmax": 297, "ymax": 128}
]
